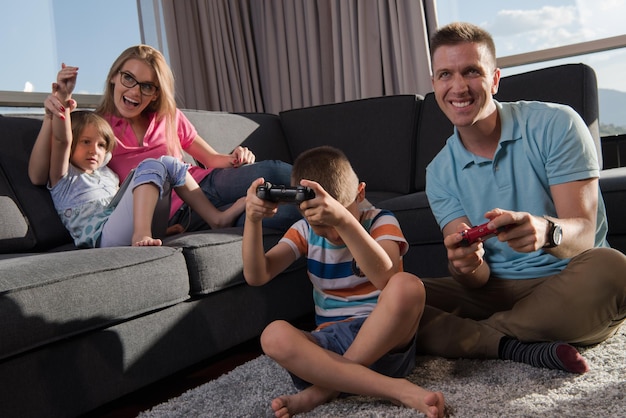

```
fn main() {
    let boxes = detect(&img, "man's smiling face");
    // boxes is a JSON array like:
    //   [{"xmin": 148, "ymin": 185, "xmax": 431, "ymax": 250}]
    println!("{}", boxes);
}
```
[{"xmin": 431, "ymin": 42, "xmax": 500, "ymax": 129}]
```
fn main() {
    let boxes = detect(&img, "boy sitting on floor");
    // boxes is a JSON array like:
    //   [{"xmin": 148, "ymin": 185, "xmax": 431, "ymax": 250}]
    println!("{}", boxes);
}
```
[{"xmin": 242, "ymin": 146, "xmax": 446, "ymax": 418}]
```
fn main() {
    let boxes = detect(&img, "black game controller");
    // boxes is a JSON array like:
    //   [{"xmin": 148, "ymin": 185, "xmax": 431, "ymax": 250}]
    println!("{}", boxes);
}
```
[
  {"xmin": 460, "ymin": 222, "xmax": 507, "ymax": 246},
  {"xmin": 256, "ymin": 182, "xmax": 315, "ymax": 203}
]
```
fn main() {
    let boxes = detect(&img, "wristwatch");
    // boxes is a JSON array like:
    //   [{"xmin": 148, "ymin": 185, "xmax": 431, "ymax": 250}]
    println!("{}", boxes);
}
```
[{"xmin": 543, "ymin": 217, "xmax": 563, "ymax": 248}]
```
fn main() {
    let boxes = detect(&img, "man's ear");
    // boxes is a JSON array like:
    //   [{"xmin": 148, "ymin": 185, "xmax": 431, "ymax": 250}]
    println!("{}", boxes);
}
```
[{"xmin": 491, "ymin": 67, "xmax": 501, "ymax": 95}]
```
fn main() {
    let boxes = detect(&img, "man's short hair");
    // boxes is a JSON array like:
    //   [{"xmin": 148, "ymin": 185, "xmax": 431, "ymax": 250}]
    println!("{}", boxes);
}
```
[{"xmin": 430, "ymin": 22, "xmax": 497, "ymax": 65}]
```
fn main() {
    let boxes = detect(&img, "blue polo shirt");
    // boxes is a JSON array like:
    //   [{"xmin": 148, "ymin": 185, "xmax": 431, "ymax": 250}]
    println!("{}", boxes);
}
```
[{"xmin": 426, "ymin": 100, "xmax": 609, "ymax": 279}]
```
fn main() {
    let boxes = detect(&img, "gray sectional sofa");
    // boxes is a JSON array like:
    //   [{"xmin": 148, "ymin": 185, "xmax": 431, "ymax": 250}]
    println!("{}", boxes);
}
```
[{"xmin": 1, "ymin": 63, "xmax": 625, "ymax": 417}]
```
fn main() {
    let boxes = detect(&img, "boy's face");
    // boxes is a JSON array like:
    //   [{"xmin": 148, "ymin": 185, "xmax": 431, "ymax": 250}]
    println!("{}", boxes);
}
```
[
  {"xmin": 71, "ymin": 124, "xmax": 109, "ymax": 173},
  {"xmin": 431, "ymin": 42, "xmax": 500, "ymax": 129}
]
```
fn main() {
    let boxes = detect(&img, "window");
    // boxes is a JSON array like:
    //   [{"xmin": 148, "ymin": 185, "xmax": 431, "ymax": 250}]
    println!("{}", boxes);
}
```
[
  {"xmin": 436, "ymin": 0, "xmax": 626, "ymax": 134},
  {"xmin": 0, "ymin": 0, "xmax": 147, "ymax": 111},
  {"xmin": 2, "ymin": 0, "xmax": 625, "ymax": 134}
]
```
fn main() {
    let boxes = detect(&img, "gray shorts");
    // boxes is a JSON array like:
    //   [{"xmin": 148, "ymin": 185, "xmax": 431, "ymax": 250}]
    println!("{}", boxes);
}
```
[{"xmin": 290, "ymin": 316, "xmax": 417, "ymax": 391}]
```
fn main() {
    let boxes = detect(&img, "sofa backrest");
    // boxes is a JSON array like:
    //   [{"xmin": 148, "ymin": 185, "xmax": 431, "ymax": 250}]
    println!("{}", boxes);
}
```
[
  {"xmin": 0, "ymin": 115, "xmax": 72, "ymax": 253},
  {"xmin": 279, "ymin": 95, "xmax": 421, "ymax": 202},
  {"xmin": 494, "ymin": 63, "xmax": 601, "ymax": 167},
  {"xmin": 414, "ymin": 63, "xmax": 602, "ymax": 192},
  {"xmin": 182, "ymin": 110, "xmax": 292, "ymax": 164}
]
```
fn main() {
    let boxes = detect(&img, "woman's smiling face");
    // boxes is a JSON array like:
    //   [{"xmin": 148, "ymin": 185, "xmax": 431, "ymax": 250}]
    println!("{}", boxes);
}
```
[{"xmin": 112, "ymin": 58, "xmax": 159, "ymax": 120}]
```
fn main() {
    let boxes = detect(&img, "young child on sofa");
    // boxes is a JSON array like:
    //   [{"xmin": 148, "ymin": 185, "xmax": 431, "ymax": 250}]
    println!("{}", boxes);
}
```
[
  {"xmin": 30, "ymin": 45, "xmax": 300, "ymax": 234},
  {"xmin": 30, "ymin": 64, "xmax": 242, "ymax": 248},
  {"xmin": 242, "ymin": 146, "xmax": 446, "ymax": 418}
]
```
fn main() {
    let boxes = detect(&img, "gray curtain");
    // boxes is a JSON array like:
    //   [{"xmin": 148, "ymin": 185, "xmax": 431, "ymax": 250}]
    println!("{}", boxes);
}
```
[{"xmin": 163, "ymin": 0, "xmax": 434, "ymax": 114}]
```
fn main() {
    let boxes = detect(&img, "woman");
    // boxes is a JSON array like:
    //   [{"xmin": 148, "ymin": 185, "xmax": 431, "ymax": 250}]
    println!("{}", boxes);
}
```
[{"xmin": 36, "ymin": 45, "xmax": 300, "ymax": 233}]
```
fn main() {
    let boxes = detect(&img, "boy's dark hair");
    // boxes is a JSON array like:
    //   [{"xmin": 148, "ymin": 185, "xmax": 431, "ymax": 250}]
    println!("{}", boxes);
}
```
[
  {"xmin": 70, "ymin": 110, "xmax": 116, "ymax": 156},
  {"xmin": 291, "ymin": 146, "xmax": 359, "ymax": 206},
  {"xmin": 430, "ymin": 22, "xmax": 497, "ymax": 65}
]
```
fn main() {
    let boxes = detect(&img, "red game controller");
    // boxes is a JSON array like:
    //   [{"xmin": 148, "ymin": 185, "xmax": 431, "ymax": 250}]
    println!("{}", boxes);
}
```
[{"xmin": 460, "ymin": 222, "xmax": 507, "ymax": 246}]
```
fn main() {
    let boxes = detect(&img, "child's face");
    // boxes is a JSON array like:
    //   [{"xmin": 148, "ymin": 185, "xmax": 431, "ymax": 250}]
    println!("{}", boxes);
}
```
[
  {"xmin": 71, "ymin": 124, "xmax": 109, "ymax": 173},
  {"xmin": 112, "ymin": 58, "xmax": 159, "ymax": 121}
]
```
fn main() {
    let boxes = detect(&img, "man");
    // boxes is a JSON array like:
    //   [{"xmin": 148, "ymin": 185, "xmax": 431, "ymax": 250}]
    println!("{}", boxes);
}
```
[{"xmin": 419, "ymin": 21, "xmax": 626, "ymax": 374}]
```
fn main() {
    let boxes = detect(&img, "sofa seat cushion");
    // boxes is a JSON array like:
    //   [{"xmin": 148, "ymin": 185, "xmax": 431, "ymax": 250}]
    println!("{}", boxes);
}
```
[
  {"xmin": 0, "ymin": 247, "xmax": 189, "ymax": 361},
  {"xmin": 164, "ymin": 228, "xmax": 285, "ymax": 296}
]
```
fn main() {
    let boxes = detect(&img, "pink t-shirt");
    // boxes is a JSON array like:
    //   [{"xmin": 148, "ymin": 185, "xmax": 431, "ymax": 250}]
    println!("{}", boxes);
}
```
[{"xmin": 105, "ymin": 109, "xmax": 212, "ymax": 217}]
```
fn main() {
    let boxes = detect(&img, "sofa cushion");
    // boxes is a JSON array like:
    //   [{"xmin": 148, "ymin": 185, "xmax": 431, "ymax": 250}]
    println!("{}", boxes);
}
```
[
  {"xmin": 600, "ymin": 167, "xmax": 626, "ymax": 253},
  {"xmin": 279, "ymin": 95, "xmax": 421, "ymax": 200},
  {"xmin": 164, "ymin": 228, "xmax": 289, "ymax": 296},
  {"xmin": 181, "ymin": 110, "xmax": 293, "ymax": 164},
  {"xmin": 0, "ymin": 115, "xmax": 72, "ymax": 252},
  {"xmin": 164, "ymin": 229, "xmax": 246, "ymax": 295},
  {"xmin": 0, "ymin": 246, "xmax": 189, "ymax": 361},
  {"xmin": 414, "ymin": 92, "xmax": 453, "ymax": 192},
  {"xmin": 378, "ymin": 191, "xmax": 448, "ymax": 277},
  {"xmin": 0, "ymin": 183, "xmax": 31, "ymax": 252}
]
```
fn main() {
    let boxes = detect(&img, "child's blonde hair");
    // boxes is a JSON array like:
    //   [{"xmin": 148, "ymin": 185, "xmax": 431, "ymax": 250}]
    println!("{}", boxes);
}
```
[
  {"xmin": 292, "ymin": 146, "xmax": 359, "ymax": 206},
  {"xmin": 70, "ymin": 111, "xmax": 116, "ymax": 157}
]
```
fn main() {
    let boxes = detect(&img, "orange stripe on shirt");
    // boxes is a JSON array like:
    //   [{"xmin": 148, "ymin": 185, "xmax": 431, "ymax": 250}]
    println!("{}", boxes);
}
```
[{"xmin": 323, "ymin": 281, "xmax": 379, "ymax": 298}]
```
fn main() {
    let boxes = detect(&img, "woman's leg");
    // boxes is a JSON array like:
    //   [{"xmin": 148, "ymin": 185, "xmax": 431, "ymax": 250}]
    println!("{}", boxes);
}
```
[{"xmin": 177, "ymin": 160, "xmax": 302, "ymax": 231}]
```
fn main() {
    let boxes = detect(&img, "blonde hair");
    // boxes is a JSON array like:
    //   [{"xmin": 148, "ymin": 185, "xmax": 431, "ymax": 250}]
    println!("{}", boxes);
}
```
[
  {"xmin": 292, "ymin": 146, "xmax": 359, "ymax": 206},
  {"xmin": 70, "ymin": 111, "xmax": 116, "ymax": 156},
  {"xmin": 96, "ymin": 44, "xmax": 179, "ymax": 156}
]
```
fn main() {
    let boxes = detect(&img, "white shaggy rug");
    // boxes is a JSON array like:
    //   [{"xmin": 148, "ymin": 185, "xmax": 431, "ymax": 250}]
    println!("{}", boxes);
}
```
[{"xmin": 139, "ymin": 326, "xmax": 626, "ymax": 417}]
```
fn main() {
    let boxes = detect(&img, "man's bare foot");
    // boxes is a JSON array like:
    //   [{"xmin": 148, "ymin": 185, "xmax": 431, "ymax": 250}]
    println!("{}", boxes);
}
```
[
  {"xmin": 132, "ymin": 236, "xmax": 162, "ymax": 246},
  {"xmin": 271, "ymin": 386, "xmax": 337, "ymax": 418}
]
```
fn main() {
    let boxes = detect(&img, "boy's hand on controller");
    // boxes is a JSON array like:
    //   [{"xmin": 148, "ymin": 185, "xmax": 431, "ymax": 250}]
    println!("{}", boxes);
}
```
[
  {"xmin": 246, "ymin": 178, "xmax": 278, "ymax": 222},
  {"xmin": 299, "ymin": 180, "xmax": 351, "ymax": 228}
]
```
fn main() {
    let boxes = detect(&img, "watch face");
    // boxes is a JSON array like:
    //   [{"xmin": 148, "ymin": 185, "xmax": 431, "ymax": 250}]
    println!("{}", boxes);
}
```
[{"xmin": 553, "ymin": 224, "xmax": 563, "ymax": 245}]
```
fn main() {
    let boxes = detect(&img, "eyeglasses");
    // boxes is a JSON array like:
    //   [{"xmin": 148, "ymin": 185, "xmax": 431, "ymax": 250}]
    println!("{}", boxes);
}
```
[{"xmin": 118, "ymin": 71, "xmax": 159, "ymax": 96}]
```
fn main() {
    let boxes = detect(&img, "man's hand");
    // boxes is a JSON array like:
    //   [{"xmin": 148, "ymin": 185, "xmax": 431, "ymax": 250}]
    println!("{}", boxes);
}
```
[
  {"xmin": 445, "ymin": 221, "xmax": 486, "ymax": 276},
  {"xmin": 483, "ymin": 208, "xmax": 549, "ymax": 253}
]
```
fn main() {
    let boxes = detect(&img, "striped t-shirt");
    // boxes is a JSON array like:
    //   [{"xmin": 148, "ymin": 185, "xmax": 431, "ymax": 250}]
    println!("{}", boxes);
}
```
[{"xmin": 280, "ymin": 208, "xmax": 408, "ymax": 326}]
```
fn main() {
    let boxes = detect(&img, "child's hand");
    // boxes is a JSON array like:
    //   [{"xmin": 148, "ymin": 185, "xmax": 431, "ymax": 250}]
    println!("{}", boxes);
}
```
[
  {"xmin": 55, "ymin": 63, "xmax": 78, "ymax": 100},
  {"xmin": 245, "ymin": 178, "xmax": 279, "ymax": 222},
  {"xmin": 298, "ymin": 180, "xmax": 348, "ymax": 228}
]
